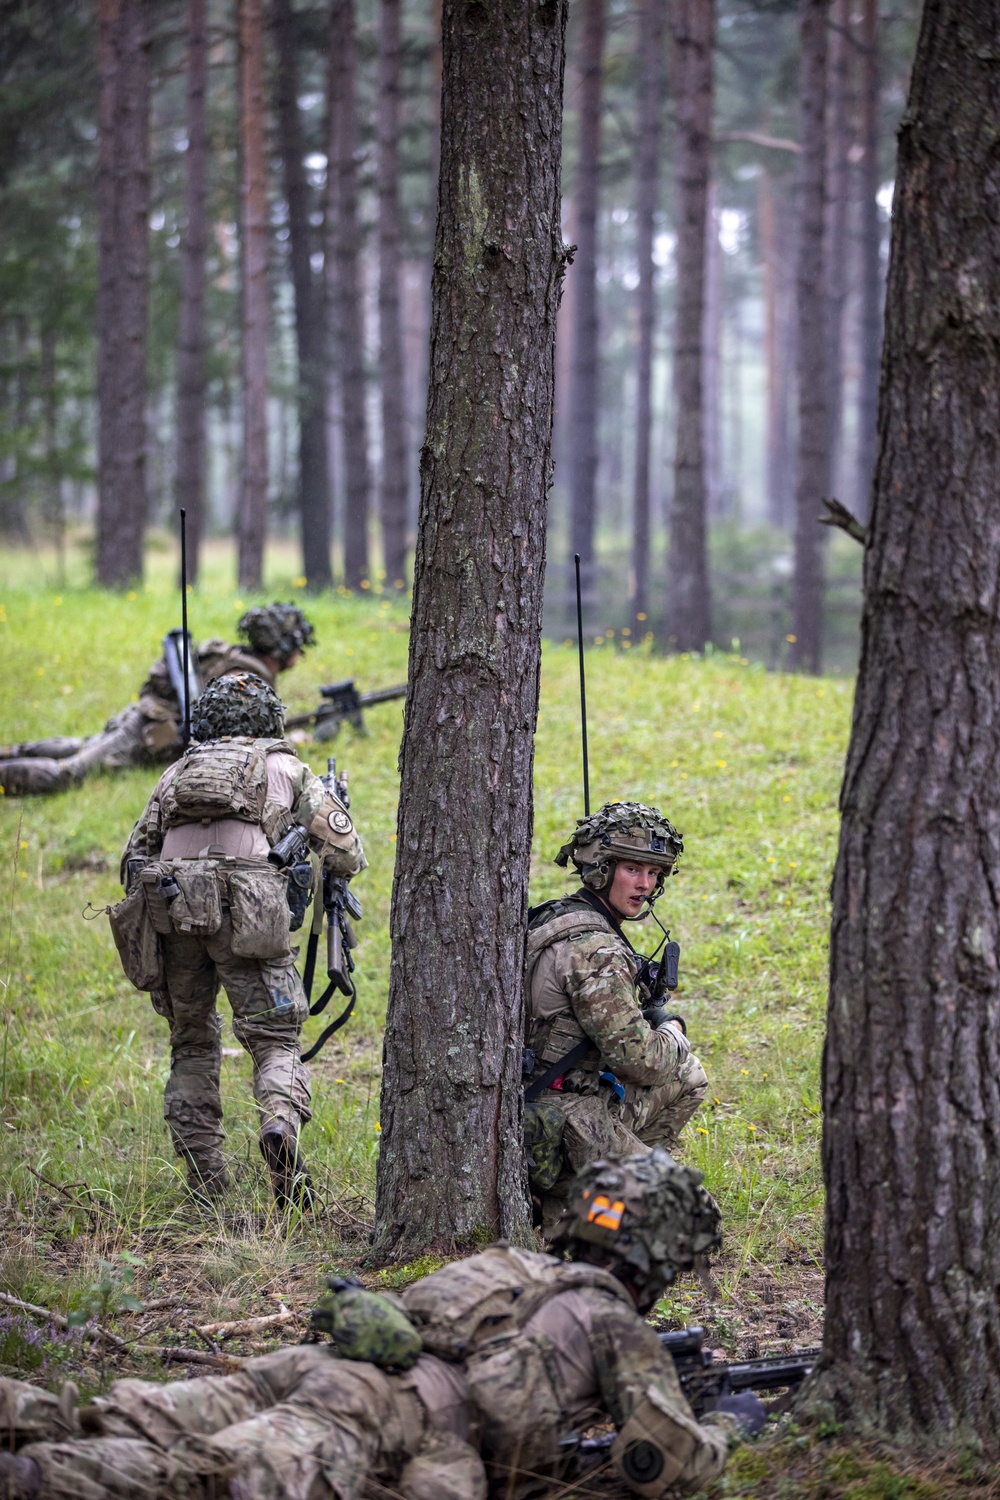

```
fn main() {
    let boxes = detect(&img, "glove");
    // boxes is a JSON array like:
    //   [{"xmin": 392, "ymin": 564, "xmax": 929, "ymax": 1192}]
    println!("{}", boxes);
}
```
[
  {"xmin": 715, "ymin": 1392, "xmax": 766, "ymax": 1438},
  {"xmin": 655, "ymin": 1016, "xmax": 690, "ymax": 1059}
]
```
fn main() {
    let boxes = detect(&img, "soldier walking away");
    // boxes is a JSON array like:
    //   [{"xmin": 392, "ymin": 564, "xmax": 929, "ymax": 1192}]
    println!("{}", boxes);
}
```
[
  {"xmin": 110, "ymin": 671, "xmax": 365, "ymax": 1208},
  {"xmin": 523, "ymin": 802, "xmax": 709, "ymax": 1233},
  {"xmin": 0, "ymin": 1150, "xmax": 761, "ymax": 1500},
  {"xmin": 0, "ymin": 603, "xmax": 315, "ymax": 796}
]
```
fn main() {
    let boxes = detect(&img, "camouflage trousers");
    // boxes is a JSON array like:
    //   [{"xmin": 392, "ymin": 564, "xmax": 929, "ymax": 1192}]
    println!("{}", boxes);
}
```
[
  {"xmin": 0, "ymin": 1346, "xmax": 486, "ymax": 1500},
  {"xmin": 0, "ymin": 704, "xmax": 165, "ymax": 796},
  {"xmin": 533, "ymin": 1052, "xmax": 709, "ymax": 1234},
  {"xmin": 153, "ymin": 911, "xmax": 311, "ymax": 1165}
]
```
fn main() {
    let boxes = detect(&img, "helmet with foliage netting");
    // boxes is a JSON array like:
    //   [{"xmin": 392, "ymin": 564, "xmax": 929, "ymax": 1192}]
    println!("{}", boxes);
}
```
[
  {"xmin": 555, "ymin": 802, "xmax": 683, "ymax": 897},
  {"xmin": 238, "ymin": 603, "xmax": 315, "ymax": 666},
  {"xmin": 191, "ymin": 672, "xmax": 285, "ymax": 742},
  {"xmin": 552, "ymin": 1149, "xmax": 720, "ymax": 1300}
]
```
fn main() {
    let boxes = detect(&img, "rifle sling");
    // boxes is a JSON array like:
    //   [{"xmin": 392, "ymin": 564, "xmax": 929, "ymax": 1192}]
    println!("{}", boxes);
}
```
[
  {"xmin": 301, "ymin": 983, "xmax": 356, "ymax": 1063},
  {"xmin": 524, "ymin": 1039, "xmax": 596, "ymax": 1104}
]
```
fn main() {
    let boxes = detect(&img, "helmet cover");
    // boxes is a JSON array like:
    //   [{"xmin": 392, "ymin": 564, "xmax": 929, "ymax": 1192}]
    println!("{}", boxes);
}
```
[
  {"xmin": 191, "ymin": 671, "xmax": 285, "ymax": 742},
  {"xmin": 555, "ymin": 802, "xmax": 683, "ymax": 894},
  {"xmin": 551, "ymin": 1149, "xmax": 721, "ymax": 1291},
  {"xmin": 238, "ymin": 603, "xmax": 316, "ymax": 665}
]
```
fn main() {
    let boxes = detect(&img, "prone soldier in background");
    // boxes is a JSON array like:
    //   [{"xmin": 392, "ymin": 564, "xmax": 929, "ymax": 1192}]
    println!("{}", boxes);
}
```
[
  {"xmin": 0, "ymin": 603, "xmax": 314, "ymax": 796},
  {"xmin": 110, "ymin": 671, "xmax": 365, "ymax": 1208},
  {"xmin": 523, "ymin": 802, "xmax": 709, "ymax": 1234},
  {"xmin": 0, "ymin": 1151, "xmax": 759, "ymax": 1500}
]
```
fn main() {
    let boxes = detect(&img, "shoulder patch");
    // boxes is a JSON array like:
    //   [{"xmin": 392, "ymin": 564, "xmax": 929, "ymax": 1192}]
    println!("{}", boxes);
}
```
[{"xmin": 329, "ymin": 809, "xmax": 353, "ymax": 835}]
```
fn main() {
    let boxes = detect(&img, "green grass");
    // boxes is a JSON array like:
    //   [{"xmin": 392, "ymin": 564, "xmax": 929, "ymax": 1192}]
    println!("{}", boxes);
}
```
[{"xmin": 0, "ymin": 533, "xmax": 848, "ymax": 1364}]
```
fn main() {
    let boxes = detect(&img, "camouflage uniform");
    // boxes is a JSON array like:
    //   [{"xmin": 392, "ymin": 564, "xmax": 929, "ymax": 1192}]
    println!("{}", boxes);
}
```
[
  {"xmin": 525, "ymin": 896, "xmax": 707, "ymax": 1230},
  {"xmin": 114, "ymin": 676, "xmax": 365, "ymax": 1199},
  {"xmin": 0, "ymin": 1250, "xmax": 732, "ymax": 1500},
  {"xmin": 0, "ymin": 603, "xmax": 314, "ymax": 797}
]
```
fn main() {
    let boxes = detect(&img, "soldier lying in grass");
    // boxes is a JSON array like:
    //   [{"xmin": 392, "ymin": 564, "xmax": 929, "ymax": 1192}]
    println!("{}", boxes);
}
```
[{"xmin": 0, "ymin": 1151, "xmax": 761, "ymax": 1500}]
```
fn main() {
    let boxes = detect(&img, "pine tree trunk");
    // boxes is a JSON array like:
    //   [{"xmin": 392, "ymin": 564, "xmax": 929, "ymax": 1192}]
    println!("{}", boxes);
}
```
[
  {"xmin": 274, "ymin": 0, "xmax": 332, "ymax": 591},
  {"xmin": 175, "ymin": 0, "xmax": 208, "ymax": 583},
  {"xmin": 704, "ymin": 181, "xmax": 723, "ymax": 516},
  {"xmin": 825, "ymin": 0, "xmax": 851, "ymax": 508},
  {"xmin": 788, "ymin": 0, "xmax": 829, "ymax": 675},
  {"xmin": 377, "ymin": 0, "xmax": 409, "ymax": 589},
  {"xmin": 237, "ymin": 0, "xmax": 269, "ymax": 590},
  {"xmin": 328, "ymin": 0, "xmax": 371, "ymax": 590},
  {"xmin": 855, "ymin": 0, "xmax": 880, "ymax": 521},
  {"xmin": 759, "ymin": 169, "xmax": 795, "ymax": 530},
  {"xmin": 664, "ymin": 0, "xmax": 714, "ymax": 652},
  {"xmin": 810, "ymin": 0, "xmax": 1000, "ymax": 1438},
  {"xmin": 567, "ymin": 0, "xmax": 604, "ymax": 578},
  {"xmin": 631, "ymin": 0, "xmax": 664, "ymax": 633},
  {"xmin": 96, "ymin": 0, "xmax": 150, "ymax": 588},
  {"xmin": 373, "ymin": 0, "xmax": 569, "ymax": 1259}
]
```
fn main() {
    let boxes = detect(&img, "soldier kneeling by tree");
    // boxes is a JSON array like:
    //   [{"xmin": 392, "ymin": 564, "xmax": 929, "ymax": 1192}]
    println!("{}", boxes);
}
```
[
  {"xmin": 110, "ymin": 670, "xmax": 365, "ymax": 1208},
  {"xmin": 0, "ymin": 1151, "xmax": 761, "ymax": 1500},
  {"xmin": 524, "ymin": 802, "xmax": 708, "ymax": 1233}
]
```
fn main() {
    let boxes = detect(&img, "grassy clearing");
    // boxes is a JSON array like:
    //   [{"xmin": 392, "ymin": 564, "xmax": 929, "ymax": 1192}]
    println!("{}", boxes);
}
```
[{"xmin": 1, "ymin": 539, "xmax": 847, "ymax": 1426}]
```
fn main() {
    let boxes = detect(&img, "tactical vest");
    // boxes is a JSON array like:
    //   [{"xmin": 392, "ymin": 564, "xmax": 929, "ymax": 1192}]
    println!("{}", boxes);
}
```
[
  {"xmin": 157, "ymin": 737, "xmax": 298, "ymax": 845},
  {"xmin": 401, "ymin": 1242, "xmax": 631, "ymax": 1361},
  {"xmin": 524, "ymin": 896, "xmax": 634, "ymax": 1071}
]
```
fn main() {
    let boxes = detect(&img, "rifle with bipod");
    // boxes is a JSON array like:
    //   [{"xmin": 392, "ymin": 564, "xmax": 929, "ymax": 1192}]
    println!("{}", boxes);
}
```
[{"xmin": 284, "ymin": 679, "xmax": 407, "ymax": 741}]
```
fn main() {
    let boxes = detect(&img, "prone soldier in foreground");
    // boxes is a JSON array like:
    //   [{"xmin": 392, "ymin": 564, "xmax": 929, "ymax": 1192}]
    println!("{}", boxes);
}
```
[
  {"xmin": 0, "ymin": 603, "xmax": 314, "ymax": 796},
  {"xmin": 524, "ymin": 802, "xmax": 709, "ymax": 1232},
  {"xmin": 111, "ymin": 670, "xmax": 365, "ymax": 1207},
  {"xmin": 0, "ymin": 1150, "xmax": 761, "ymax": 1500}
]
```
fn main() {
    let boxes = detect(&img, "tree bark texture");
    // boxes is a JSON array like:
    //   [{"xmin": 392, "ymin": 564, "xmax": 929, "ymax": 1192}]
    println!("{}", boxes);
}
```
[
  {"xmin": 328, "ymin": 0, "xmax": 371, "ymax": 590},
  {"xmin": 567, "ymin": 0, "xmax": 604, "ymax": 575},
  {"xmin": 274, "ymin": 0, "xmax": 333, "ymax": 591},
  {"xmin": 855, "ymin": 0, "xmax": 881, "ymax": 521},
  {"xmin": 175, "ymin": 0, "xmax": 208, "ymax": 583},
  {"xmin": 814, "ymin": 0, "xmax": 1000, "ymax": 1439},
  {"xmin": 238, "ymin": 0, "xmax": 269, "ymax": 590},
  {"xmin": 377, "ymin": 0, "xmax": 409, "ymax": 588},
  {"xmin": 788, "ymin": 0, "xmax": 829, "ymax": 675},
  {"xmin": 631, "ymin": 0, "xmax": 665, "ymax": 631},
  {"xmin": 664, "ymin": 0, "xmax": 714, "ymax": 652},
  {"xmin": 96, "ymin": 0, "xmax": 150, "ymax": 588},
  {"xmin": 825, "ymin": 0, "xmax": 851, "ymax": 509},
  {"xmin": 374, "ymin": 0, "xmax": 568, "ymax": 1259}
]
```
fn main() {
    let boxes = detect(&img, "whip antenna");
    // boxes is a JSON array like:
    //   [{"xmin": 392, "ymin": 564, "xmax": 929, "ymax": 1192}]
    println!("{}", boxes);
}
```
[
  {"xmin": 574, "ymin": 553, "xmax": 590, "ymax": 816},
  {"xmin": 180, "ymin": 508, "xmax": 192, "ymax": 749}
]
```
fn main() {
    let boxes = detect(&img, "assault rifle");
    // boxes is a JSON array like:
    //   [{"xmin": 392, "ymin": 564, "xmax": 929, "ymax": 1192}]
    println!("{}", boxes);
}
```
[
  {"xmin": 565, "ymin": 1326, "xmax": 817, "ymax": 1461},
  {"xmin": 268, "ymin": 756, "xmax": 362, "ymax": 1062},
  {"xmin": 284, "ymin": 679, "xmax": 407, "ymax": 742}
]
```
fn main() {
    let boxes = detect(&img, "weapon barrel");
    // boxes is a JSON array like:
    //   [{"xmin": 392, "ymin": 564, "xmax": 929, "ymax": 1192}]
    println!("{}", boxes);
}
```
[
  {"xmin": 723, "ymin": 1351, "xmax": 819, "ymax": 1393},
  {"xmin": 357, "ymin": 683, "xmax": 407, "ymax": 707}
]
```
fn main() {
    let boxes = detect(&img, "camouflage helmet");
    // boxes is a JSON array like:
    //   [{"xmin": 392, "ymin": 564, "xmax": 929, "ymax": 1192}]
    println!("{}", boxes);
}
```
[
  {"xmin": 190, "ymin": 671, "xmax": 285, "ymax": 742},
  {"xmin": 552, "ymin": 1149, "xmax": 721, "ymax": 1302},
  {"xmin": 238, "ymin": 603, "xmax": 316, "ymax": 667},
  {"xmin": 555, "ymin": 801, "xmax": 683, "ymax": 897},
  {"xmin": 310, "ymin": 1278, "xmax": 422, "ymax": 1371}
]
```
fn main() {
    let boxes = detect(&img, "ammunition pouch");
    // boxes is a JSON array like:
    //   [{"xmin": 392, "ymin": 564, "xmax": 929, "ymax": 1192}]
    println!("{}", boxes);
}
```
[
  {"xmin": 227, "ymin": 864, "xmax": 292, "ymax": 958},
  {"xmin": 108, "ymin": 883, "xmax": 165, "ymax": 992},
  {"xmin": 165, "ymin": 861, "xmax": 223, "ymax": 938},
  {"xmin": 523, "ymin": 1100, "xmax": 566, "ymax": 1193}
]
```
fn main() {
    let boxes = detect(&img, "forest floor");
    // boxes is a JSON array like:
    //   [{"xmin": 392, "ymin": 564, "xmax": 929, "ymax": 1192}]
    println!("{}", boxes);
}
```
[{"xmin": 1, "ymin": 539, "xmax": 988, "ymax": 1498}]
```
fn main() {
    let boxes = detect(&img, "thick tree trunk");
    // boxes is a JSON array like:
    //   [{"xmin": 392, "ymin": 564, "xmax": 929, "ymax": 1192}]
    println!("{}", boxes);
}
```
[
  {"xmin": 237, "ymin": 0, "xmax": 269, "ymax": 590},
  {"xmin": 631, "ymin": 0, "xmax": 665, "ymax": 632},
  {"xmin": 664, "ymin": 0, "xmax": 714, "ymax": 652},
  {"xmin": 175, "ymin": 0, "xmax": 208, "ymax": 583},
  {"xmin": 373, "ymin": 0, "xmax": 568, "ymax": 1259},
  {"xmin": 328, "ymin": 0, "xmax": 371, "ymax": 590},
  {"xmin": 377, "ymin": 0, "xmax": 409, "ymax": 589},
  {"xmin": 855, "ymin": 0, "xmax": 880, "ymax": 521},
  {"xmin": 788, "ymin": 0, "xmax": 829, "ymax": 675},
  {"xmin": 96, "ymin": 0, "xmax": 150, "ymax": 588},
  {"xmin": 567, "ymin": 0, "xmax": 604, "ymax": 578},
  {"xmin": 810, "ymin": 0, "xmax": 1000, "ymax": 1439},
  {"xmin": 274, "ymin": 0, "xmax": 332, "ymax": 591},
  {"xmin": 825, "ymin": 0, "xmax": 851, "ymax": 509},
  {"xmin": 759, "ymin": 169, "xmax": 795, "ymax": 530}
]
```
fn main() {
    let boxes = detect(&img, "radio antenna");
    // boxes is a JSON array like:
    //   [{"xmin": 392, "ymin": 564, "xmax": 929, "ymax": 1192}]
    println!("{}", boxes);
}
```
[
  {"xmin": 574, "ymin": 553, "xmax": 591, "ymax": 816},
  {"xmin": 179, "ymin": 508, "xmax": 192, "ymax": 749}
]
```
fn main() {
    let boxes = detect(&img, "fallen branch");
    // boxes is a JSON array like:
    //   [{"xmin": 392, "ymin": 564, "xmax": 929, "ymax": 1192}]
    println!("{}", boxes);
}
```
[
  {"xmin": 0, "ymin": 1291, "xmax": 238, "ymax": 1366},
  {"xmin": 146, "ymin": 1345, "xmax": 243, "ymax": 1370},
  {"xmin": 196, "ymin": 1306, "xmax": 297, "ymax": 1339},
  {"xmin": 819, "ymin": 496, "xmax": 867, "ymax": 545}
]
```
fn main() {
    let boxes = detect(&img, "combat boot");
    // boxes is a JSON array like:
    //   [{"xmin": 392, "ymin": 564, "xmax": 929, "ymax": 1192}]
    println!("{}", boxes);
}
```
[
  {"xmin": 260, "ymin": 1126, "xmax": 314, "ymax": 1211},
  {"xmin": 0, "ymin": 1452, "xmax": 41, "ymax": 1499},
  {"xmin": 182, "ymin": 1149, "xmax": 229, "ymax": 1204},
  {"xmin": 0, "ymin": 757, "xmax": 71, "ymax": 795}
]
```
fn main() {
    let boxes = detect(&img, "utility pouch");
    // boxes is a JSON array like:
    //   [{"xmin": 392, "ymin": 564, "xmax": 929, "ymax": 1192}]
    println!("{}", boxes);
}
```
[
  {"xmin": 466, "ymin": 1332, "xmax": 562, "ymax": 1475},
  {"xmin": 523, "ymin": 1101, "xmax": 566, "ymax": 1193},
  {"xmin": 108, "ymin": 883, "xmax": 165, "ymax": 991},
  {"xmin": 228, "ymin": 865, "xmax": 291, "ymax": 959},
  {"xmin": 167, "ymin": 862, "xmax": 222, "ymax": 938},
  {"xmin": 137, "ymin": 864, "xmax": 174, "ymax": 935}
]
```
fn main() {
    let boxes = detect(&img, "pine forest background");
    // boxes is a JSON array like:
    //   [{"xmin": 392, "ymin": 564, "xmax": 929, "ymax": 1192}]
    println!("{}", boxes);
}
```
[{"xmin": 1, "ymin": 0, "xmax": 919, "ymax": 672}]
